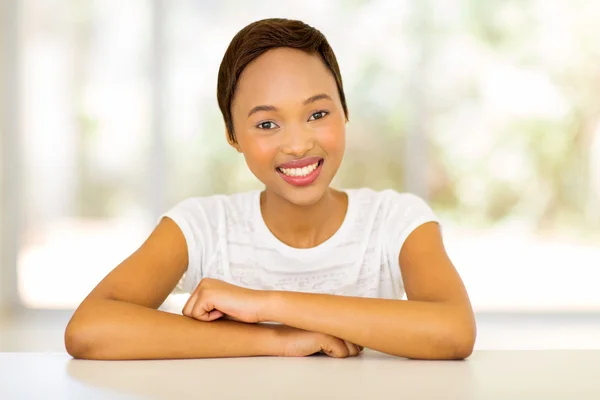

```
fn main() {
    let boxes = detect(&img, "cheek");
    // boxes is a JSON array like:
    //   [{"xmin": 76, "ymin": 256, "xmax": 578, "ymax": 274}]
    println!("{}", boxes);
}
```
[
  {"xmin": 240, "ymin": 136, "xmax": 279, "ymax": 171},
  {"xmin": 316, "ymin": 123, "xmax": 346, "ymax": 157}
]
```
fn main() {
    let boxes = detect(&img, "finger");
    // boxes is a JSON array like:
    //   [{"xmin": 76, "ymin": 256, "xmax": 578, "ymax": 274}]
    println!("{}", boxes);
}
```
[
  {"xmin": 190, "ymin": 295, "xmax": 225, "ymax": 322},
  {"xmin": 182, "ymin": 290, "xmax": 199, "ymax": 317},
  {"xmin": 323, "ymin": 337, "xmax": 349, "ymax": 358},
  {"xmin": 191, "ymin": 296, "xmax": 213, "ymax": 321},
  {"xmin": 344, "ymin": 340, "xmax": 360, "ymax": 357},
  {"xmin": 358, "ymin": 345, "xmax": 364, "ymax": 352},
  {"xmin": 205, "ymin": 310, "xmax": 224, "ymax": 321}
]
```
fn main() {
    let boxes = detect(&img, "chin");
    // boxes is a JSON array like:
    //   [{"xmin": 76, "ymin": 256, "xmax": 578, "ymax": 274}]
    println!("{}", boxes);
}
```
[{"xmin": 273, "ymin": 184, "xmax": 329, "ymax": 207}]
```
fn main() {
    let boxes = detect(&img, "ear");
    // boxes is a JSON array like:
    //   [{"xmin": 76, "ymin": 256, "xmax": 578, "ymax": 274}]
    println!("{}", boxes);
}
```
[{"xmin": 225, "ymin": 126, "xmax": 242, "ymax": 153}]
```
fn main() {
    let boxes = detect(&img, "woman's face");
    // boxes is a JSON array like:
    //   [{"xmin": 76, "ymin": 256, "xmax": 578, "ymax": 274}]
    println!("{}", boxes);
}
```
[{"xmin": 230, "ymin": 47, "xmax": 346, "ymax": 206}]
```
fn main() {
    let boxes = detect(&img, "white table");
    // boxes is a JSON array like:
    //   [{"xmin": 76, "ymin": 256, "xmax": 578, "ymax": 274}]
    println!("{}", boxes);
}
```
[{"xmin": 1, "ymin": 350, "xmax": 599, "ymax": 399}]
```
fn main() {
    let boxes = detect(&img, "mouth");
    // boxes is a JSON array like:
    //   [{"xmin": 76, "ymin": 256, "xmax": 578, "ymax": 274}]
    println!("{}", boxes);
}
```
[{"xmin": 276, "ymin": 159, "xmax": 324, "ymax": 187}]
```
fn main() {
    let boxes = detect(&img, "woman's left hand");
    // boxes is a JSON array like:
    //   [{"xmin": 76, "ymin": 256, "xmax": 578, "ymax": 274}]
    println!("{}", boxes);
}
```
[{"xmin": 182, "ymin": 278, "xmax": 270, "ymax": 323}]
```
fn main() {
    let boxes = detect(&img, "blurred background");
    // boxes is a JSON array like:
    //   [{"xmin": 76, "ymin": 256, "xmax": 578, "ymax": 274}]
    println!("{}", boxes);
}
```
[{"xmin": 1, "ymin": 0, "xmax": 599, "ymax": 351}]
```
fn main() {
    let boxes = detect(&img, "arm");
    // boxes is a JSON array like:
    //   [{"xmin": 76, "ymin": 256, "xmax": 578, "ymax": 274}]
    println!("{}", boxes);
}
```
[
  {"xmin": 65, "ymin": 218, "xmax": 280, "ymax": 360},
  {"xmin": 187, "ymin": 223, "xmax": 476, "ymax": 360},
  {"xmin": 266, "ymin": 222, "xmax": 476, "ymax": 359}
]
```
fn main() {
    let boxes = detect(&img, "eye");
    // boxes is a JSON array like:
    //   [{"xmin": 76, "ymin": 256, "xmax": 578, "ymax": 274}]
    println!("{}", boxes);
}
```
[
  {"xmin": 308, "ymin": 110, "xmax": 328, "ymax": 121},
  {"xmin": 256, "ymin": 121, "xmax": 279, "ymax": 130}
]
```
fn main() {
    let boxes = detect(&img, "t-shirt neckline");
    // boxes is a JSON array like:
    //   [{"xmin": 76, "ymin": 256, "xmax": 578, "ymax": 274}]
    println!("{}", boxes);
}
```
[{"xmin": 253, "ymin": 189, "xmax": 356, "ymax": 259}]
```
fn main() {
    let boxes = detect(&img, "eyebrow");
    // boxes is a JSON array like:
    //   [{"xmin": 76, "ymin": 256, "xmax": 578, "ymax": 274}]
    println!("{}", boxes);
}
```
[
  {"xmin": 247, "ymin": 93, "xmax": 333, "ymax": 118},
  {"xmin": 303, "ymin": 93, "xmax": 332, "ymax": 105}
]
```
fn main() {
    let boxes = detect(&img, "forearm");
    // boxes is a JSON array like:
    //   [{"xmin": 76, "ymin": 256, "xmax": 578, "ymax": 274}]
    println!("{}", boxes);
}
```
[
  {"xmin": 65, "ymin": 298, "xmax": 279, "ymax": 360},
  {"xmin": 263, "ymin": 292, "xmax": 476, "ymax": 360}
]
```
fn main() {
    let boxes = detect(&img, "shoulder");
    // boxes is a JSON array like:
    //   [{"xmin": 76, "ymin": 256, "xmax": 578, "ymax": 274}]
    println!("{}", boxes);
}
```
[
  {"xmin": 161, "ymin": 190, "xmax": 258, "ymax": 231},
  {"xmin": 347, "ymin": 188, "xmax": 439, "ymax": 246},
  {"xmin": 380, "ymin": 189, "xmax": 436, "ymax": 220},
  {"xmin": 347, "ymin": 187, "xmax": 434, "ymax": 218},
  {"xmin": 164, "ymin": 190, "xmax": 258, "ymax": 215}
]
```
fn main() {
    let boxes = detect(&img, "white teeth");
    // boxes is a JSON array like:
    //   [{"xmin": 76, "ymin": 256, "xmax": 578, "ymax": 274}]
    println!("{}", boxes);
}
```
[{"xmin": 279, "ymin": 161, "xmax": 319, "ymax": 177}]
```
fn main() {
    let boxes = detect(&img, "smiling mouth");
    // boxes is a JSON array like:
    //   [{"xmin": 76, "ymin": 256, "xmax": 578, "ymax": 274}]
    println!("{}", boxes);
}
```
[{"xmin": 276, "ymin": 159, "xmax": 324, "ymax": 177}]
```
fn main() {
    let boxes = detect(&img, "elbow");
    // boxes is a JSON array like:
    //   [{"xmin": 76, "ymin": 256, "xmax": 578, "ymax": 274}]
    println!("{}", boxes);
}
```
[
  {"xmin": 64, "ymin": 318, "xmax": 96, "ymax": 359},
  {"xmin": 444, "ymin": 320, "xmax": 477, "ymax": 360},
  {"xmin": 402, "ymin": 322, "xmax": 476, "ymax": 360},
  {"xmin": 449, "ymin": 334, "xmax": 475, "ymax": 360},
  {"xmin": 415, "ymin": 316, "xmax": 475, "ymax": 361}
]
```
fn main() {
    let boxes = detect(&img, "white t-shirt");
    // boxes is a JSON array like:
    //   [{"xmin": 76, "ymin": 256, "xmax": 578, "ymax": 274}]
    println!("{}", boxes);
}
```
[{"xmin": 162, "ymin": 188, "xmax": 439, "ymax": 300}]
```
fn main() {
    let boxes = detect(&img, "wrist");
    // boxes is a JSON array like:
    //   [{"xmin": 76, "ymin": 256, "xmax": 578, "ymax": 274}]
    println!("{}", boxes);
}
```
[
  {"xmin": 260, "ymin": 323, "xmax": 287, "ymax": 357},
  {"xmin": 259, "ymin": 290, "xmax": 283, "ymax": 323}
]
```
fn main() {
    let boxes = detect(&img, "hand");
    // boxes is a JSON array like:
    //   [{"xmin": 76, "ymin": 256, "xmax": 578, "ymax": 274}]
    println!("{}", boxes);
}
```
[
  {"xmin": 182, "ymin": 278, "xmax": 269, "ymax": 323},
  {"xmin": 270, "ymin": 324, "xmax": 363, "ymax": 358}
]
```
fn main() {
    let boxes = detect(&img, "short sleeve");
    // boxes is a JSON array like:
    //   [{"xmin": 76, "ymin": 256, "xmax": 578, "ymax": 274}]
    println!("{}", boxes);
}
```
[
  {"xmin": 159, "ymin": 198, "xmax": 207, "ymax": 294},
  {"xmin": 383, "ymin": 190, "xmax": 440, "ymax": 269}
]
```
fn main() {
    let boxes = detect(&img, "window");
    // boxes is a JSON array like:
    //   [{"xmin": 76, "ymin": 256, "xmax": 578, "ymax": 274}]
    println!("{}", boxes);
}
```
[
  {"xmin": 11, "ymin": 0, "xmax": 600, "ymax": 312},
  {"xmin": 18, "ymin": 0, "xmax": 152, "ymax": 307}
]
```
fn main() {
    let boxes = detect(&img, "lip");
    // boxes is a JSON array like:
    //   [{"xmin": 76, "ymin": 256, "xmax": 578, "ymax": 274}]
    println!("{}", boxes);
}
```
[
  {"xmin": 277, "ymin": 156, "xmax": 323, "ymax": 169},
  {"xmin": 276, "ymin": 159, "xmax": 324, "ymax": 187}
]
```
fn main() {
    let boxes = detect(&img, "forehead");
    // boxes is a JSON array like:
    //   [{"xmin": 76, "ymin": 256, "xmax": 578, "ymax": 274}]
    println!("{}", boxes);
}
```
[{"xmin": 233, "ymin": 47, "xmax": 338, "ymax": 110}]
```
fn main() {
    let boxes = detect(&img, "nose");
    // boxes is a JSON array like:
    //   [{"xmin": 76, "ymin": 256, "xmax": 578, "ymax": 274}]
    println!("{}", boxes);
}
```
[{"xmin": 280, "ymin": 125, "xmax": 315, "ymax": 157}]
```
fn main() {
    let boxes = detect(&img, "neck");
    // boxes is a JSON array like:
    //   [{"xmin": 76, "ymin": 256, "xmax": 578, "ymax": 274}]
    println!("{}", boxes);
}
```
[{"xmin": 260, "ymin": 188, "xmax": 347, "ymax": 249}]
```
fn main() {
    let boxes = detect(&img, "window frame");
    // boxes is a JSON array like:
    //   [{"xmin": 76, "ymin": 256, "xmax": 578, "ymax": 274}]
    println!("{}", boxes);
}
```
[{"xmin": 1, "ymin": 0, "xmax": 23, "ymax": 316}]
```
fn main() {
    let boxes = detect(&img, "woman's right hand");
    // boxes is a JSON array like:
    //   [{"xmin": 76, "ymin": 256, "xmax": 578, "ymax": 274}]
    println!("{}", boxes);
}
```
[{"xmin": 269, "ymin": 324, "xmax": 363, "ymax": 358}]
